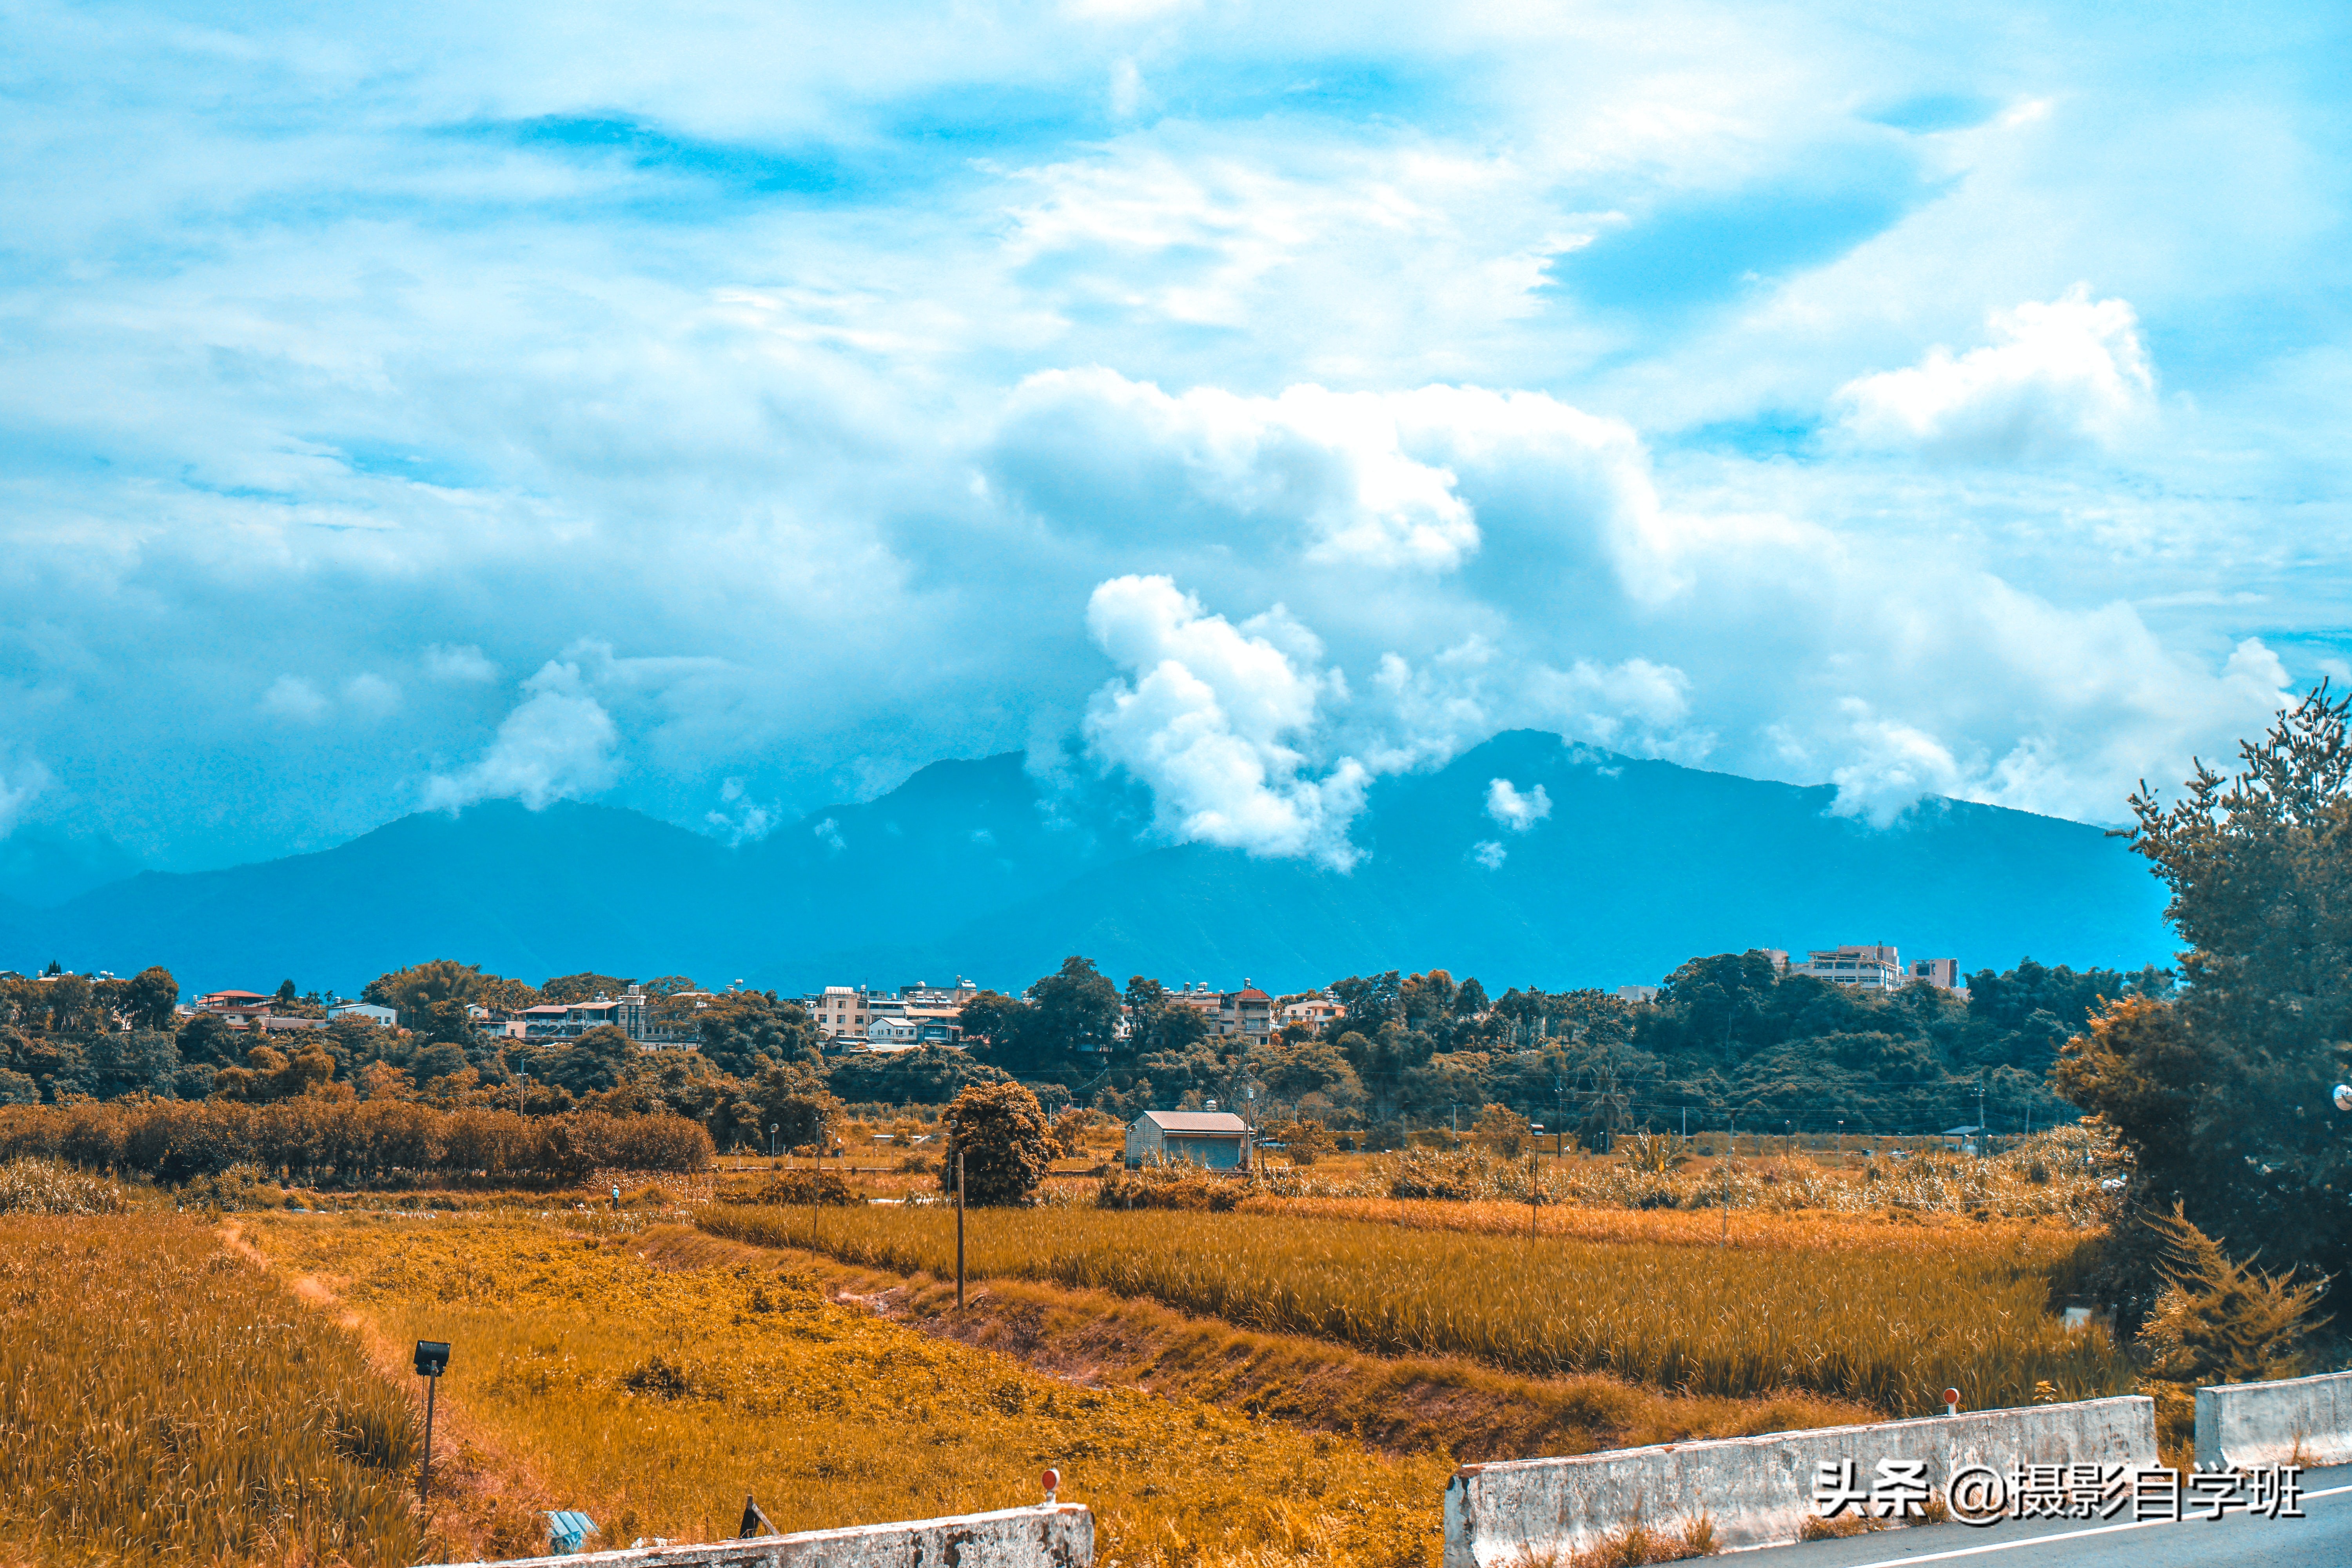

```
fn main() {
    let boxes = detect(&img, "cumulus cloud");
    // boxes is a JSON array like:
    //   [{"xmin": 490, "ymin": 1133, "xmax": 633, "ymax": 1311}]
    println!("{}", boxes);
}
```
[
  {"xmin": 704, "ymin": 777, "xmax": 776, "ymax": 845},
  {"xmin": 1485, "ymin": 778, "xmax": 1553, "ymax": 832},
  {"xmin": 1472, "ymin": 840, "xmax": 1508, "ymax": 869},
  {"xmin": 1833, "ymin": 287, "xmax": 2156, "ymax": 462},
  {"xmin": 1083, "ymin": 574, "xmax": 1370, "ymax": 869},
  {"xmin": 424, "ymin": 645, "xmax": 498, "ymax": 684},
  {"xmin": 341, "ymin": 673, "xmax": 401, "ymax": 719},
  {"xmin": 260, "ymin": 676, "xmax": 331, "ymax": 723},
  {"xmin": 423, "ymin": 660, "xmax": 621, "ymax": 812}
]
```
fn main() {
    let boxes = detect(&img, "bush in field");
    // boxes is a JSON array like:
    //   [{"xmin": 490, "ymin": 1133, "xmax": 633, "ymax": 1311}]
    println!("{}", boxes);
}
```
[
  {"xmin": 1470, "ymin": 1102, "xmax": 1528, "ymax": 1156},
  {"xmin": 177, "ymin": 1163, "xmax": 286, "ymax": 1212},
  {"xmin": 940, "ymin": 1081, "xmax": 1051, "ymax": 1205},
  {"xmin": 0, "ymin": 1156, "xmax": 127, "ymax": 1214},
  {"xmin": 1260, "ymin": 1117, "xmax": 1334, "ymax": 1165},
  {"xmin": 1097, "ymin": 1164, "xmax": 1240, "ymax": 1211},
  {"xmin": 728, "ymin": 1169, "xmax": 858, "ymax": 1207}
]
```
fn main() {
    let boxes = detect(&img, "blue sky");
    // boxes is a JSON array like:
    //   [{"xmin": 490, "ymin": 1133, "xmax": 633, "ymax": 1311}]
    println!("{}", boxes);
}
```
[{"xmin": 1, "ymin": 0, "xmax": 2347, "ymax": 880}]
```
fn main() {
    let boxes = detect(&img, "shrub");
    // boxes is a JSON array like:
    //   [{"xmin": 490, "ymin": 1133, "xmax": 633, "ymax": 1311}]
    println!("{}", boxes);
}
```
[
  {"xmin": 1261, "ymin": 1117, "xmax": 1334, "ymax": 1166},
  {"xmin": 2135, "ymin": 1203, "xmax": 2328, "ymax": 1384},
  {"xmin": 727, "ymin": 1169, "xmax": 858, "ymax": 1207},
  {"xmin": 178, "ymin": 1163, "xmax": 286, "ymax": 1211},
  {"xmin": 940, "ymin": 1082, "xmax": 1051, "ymax": 1206},
  {"xmin": 1097, "ymin": 1165, "xmax": 1240, "ymax": 1212}
]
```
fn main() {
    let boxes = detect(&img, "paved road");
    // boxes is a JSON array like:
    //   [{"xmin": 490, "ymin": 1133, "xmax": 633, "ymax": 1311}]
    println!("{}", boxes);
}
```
[{"xmin": 1764, "ymin": 1465, "xmax": 2352, "ymax": 1568}]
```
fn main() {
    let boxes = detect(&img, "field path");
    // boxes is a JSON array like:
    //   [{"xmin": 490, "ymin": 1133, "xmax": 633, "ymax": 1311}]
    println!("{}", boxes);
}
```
[{"xmin": 224, "ymin": 1218, "xmax": 563, "ymax": 1563}]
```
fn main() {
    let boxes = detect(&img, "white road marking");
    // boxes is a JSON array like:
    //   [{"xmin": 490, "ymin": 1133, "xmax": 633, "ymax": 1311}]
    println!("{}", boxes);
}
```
[{"xmin": 1835, "ymin": 1484, "xmax": 2352, "ymax": 1567}]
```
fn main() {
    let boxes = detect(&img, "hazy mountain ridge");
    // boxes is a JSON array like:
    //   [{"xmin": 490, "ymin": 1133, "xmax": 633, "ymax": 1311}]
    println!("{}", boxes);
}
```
[{"xmin": 1, "ymin": 734, "xmax": 2174, "ymax": 995}]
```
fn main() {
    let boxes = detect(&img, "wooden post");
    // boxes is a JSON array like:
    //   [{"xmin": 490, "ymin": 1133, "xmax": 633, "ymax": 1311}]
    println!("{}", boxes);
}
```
[
  {"xmin": 955, "ymin": 1151, "xmax": 966, "ymax": 1309},
  {"xmin": 1527, "ymin": 1151, "xmax": 1537, "ymax": 1240}
]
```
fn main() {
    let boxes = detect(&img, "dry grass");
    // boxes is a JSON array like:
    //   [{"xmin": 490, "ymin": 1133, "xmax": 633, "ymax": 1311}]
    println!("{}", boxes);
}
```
[
  {"xmin": 700, "ymin": 1203, "xmax": 2125, "ymax": 1414},
  {"xmin": 0, "ymin": 1157, "xmax": 129, "ymax": 1216},
  {"xmin": 634, "ymin": 1225, "xmax": 1876, "ymax": 1461},
  {"xmin": 249, "ymin": 1213, "xmax": 1452, "ymax": 1568},
  {"xmin": 0, "ymin": 1214, "xmax": 423, "ymax": 1565}
]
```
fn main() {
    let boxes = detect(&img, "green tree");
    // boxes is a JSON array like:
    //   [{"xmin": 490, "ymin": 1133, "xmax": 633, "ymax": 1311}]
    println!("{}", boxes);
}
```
[
  {"xmin": 694, "ymin": 991, "xmax": 818, "ymax": 1078},
  {"xmin": 124, "ymin": 966, "xmax": 180, "ymax": 1032},
  {"xmin": 367, "ymin": 960, "xmax": 484, "ymax": 1043},
  {"xmin": 540, "ymin": 971, "xmax": 634, "ymax": 1004},
  {"xmin": 941, "ymin": 1080, "xmax": 1052, "ymax": 1205},
  {"xmin": 211, "ymin": 1041, "xmax": 338, "ymax": 1103},
  {"xmin": 958, "ymin": 989, "xmax": 1034, "ymax": 1063},
  {"xmin": 2098, "ymin": 685, "xmax": 2352, "ymax": 1282},
  {"xmin": 175, "ymin": 1011, "xmax": 242, "ymax": 1068},
  {"xmin": 734, "ymin": 1060, "xmax": 842, "ymax": 1153},
  {"xmin": 539, "ymin": 1024, "xmax": 635, "ymax": 1094},
  {"xmin": 824, "ymin": 1044, "xmax": 1009, "ymax": 1104}
]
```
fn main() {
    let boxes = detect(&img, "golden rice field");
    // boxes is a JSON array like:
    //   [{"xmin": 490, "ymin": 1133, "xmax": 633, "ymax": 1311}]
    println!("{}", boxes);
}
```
[
  {"xmin": 699, "ymin": 1203, "xmax": 2124, "ymax": 1415},
  {"xmin": 250, "ymin": 1213, "xmax": 1450, "ymax": 1568},
  {"xmin": 0, "ymin": 1214, "xmax": 423, "ymax": 1566}
]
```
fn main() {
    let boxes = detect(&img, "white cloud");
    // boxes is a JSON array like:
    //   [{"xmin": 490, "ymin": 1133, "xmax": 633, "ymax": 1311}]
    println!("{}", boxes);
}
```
[
  {"xmin": 813, "ymin": 816, "xmax": 846, "ymax": 854},
  {"xmin": 423, "ymin": 659, "xmax": 621, "ymax": 811},
  {"xmin": 1472, "ymin": 840, "xmax": 1508, "ymax": 869},
  {"xmin": 1485, "ymin": 778, "xmax": 1553, "ymax": 832},
  {"xmin": 0, "ymin": 758, "xmax": 52, "ymax": 840},
  {"xmin": 704, "ymin": 776, "xmax": 775, "ymax": 845},
  {"xmin": 1083, "ymin": 574, "xmax": 1370, "ymax": 869},
  {"xmin": 260, "ymin": 676, "xmax": 330, "ymax": 723},
  {"xmin": 424, "ymin": 644, "xmax": 498, "ymax": 683},
  {"xmin": 341, "ymin": 673, "xmax": 402, "ymax": 719},
  {"xmin": 1833, "ymin": 287, "xmax": 2156, "ymax": 463}
]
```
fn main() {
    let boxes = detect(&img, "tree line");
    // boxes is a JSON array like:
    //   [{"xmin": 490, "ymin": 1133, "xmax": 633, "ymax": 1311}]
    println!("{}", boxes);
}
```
[{"xmin": 951, "ymin": 950, "xmax": 2154, "ymax": 1142}]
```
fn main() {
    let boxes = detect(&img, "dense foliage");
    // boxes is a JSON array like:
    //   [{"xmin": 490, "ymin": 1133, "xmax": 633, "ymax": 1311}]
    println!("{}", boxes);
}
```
[
  {"xmin": 1038, "ymin": 953, "xmax": 2149, "ymax": 1140},
  {"xmin": 0, "ymin": 1100, "xmax": 710, "ymax": 1182},
  {"xmin": 2058, "ymin": 686, "xmax": 2352, "ymax": 1296},
  {"xmin": 940, "ymin": 1080, "xmax": 1053, "ymax": 1205}
]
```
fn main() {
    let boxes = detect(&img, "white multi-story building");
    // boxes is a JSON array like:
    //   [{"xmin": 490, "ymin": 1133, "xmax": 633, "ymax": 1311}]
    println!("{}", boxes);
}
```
[
  {"xmin": 1791, "ymin": 945, "xmax": 1905, "ymax": 990},
  {"xmin": 1786, "ymin": 946, "xmax": 1963, "ymax": 993},
  {"xmin": 515, "ymin": 985, "xmax": 648, "ymax": 1043}
]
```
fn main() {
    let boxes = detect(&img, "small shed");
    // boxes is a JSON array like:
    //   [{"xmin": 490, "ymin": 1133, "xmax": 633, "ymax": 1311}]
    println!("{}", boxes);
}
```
[{"xmin": 1125, "ymin": 1110, "xmax": 1253, "ymax": 1171}]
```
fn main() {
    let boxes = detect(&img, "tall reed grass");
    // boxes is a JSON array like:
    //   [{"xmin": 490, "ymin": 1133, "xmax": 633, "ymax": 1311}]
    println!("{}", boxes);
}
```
[
  {"xmin": 0, "ymin": 1215, "xmax": 423, "ymax": 1564},
  {"xmin": 700, "ymin": 1203, "xmax": 2125, "ymax": 1414}
]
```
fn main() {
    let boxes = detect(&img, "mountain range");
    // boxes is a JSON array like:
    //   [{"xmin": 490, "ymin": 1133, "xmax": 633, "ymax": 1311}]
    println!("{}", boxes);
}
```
[{"xmin": 0, "ymin": 732, "xmax": 2177, "ymax": 998}]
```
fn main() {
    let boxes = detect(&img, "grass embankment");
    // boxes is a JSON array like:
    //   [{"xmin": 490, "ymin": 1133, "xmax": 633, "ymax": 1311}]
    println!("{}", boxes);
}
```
[
  {"xmin": 637, "ymin": 1224, "xmax": 1876, "ymax": 1461},
  {"xmin": 0, "ymin": 1213, "xmax": 423, "ymax": 1565},
  {"xmin": 699, "ymin": 1204, "xmax": 2124, "ymax": 1414},
  {"xmin": 252, "ymin": 1214, "xmax": 1450, "ymax": 1568}
]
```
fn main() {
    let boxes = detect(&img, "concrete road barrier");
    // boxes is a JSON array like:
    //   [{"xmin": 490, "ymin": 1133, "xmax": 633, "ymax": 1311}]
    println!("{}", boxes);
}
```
[
  {"xmin": 2198, "ymin": 1370, "xmax": 2352, "ymax": 1470},
  {"xmin": 419, "ymin": 1503, "xmax": 1094, "ymax": 1568},
  {"xmin": 1444, "ymin": 1397, "xmax": 2156, "ymax": 1565}
]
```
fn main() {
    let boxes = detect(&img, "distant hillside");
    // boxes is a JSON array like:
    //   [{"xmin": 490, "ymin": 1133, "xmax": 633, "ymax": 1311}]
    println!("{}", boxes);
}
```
[{"xmin": 4, "ymin": 734, "xmax": 2175, "ymax": 996}]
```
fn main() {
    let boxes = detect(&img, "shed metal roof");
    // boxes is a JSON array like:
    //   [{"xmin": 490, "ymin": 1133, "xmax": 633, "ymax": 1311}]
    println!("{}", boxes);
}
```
[{"xmin": 1138, "ymin": 1111, "xmax": 1250, "ymax": 1134}]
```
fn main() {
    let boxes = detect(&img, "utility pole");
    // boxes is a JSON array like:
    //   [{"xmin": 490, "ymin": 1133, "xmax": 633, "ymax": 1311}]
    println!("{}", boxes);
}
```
[
  {"xmin": 1720, "ymin": 1114, "xmax": 1732, "ymax": 1247},
  {"xmin": 955, "ymin": 1151, "xmax": 967, "ymax": 1309},
  {"xmin": 1977, "ymin": 1077, "xmax": 1987, "ymax": 1157}
]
